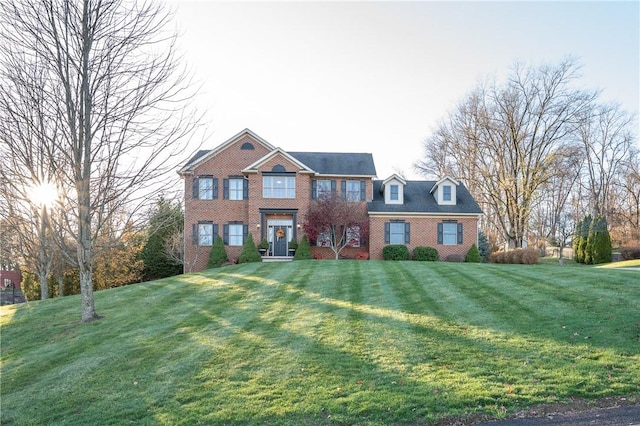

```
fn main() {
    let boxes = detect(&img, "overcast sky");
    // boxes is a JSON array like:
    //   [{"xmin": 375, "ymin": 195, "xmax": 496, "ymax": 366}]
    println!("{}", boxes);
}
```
[{"xmin": 169, "ymin": 1, "xmax": 639, "ymax": 179}]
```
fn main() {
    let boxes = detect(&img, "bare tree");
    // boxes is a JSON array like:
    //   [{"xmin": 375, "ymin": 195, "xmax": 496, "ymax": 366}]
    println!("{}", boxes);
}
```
[
  {"xmin": 613, "ymin": 152, "xmax": 640, "ymax": 244},
  {"xmin": 418, "ymin": 59, "xmax": 596, "ymax": 248},
  {"xmin": 579, "ymin": 103, "xmax": 636, "ymax": 218},
  {"xmin": 0, "ymin": 0, "xmax": 202, "ymax": 321}
]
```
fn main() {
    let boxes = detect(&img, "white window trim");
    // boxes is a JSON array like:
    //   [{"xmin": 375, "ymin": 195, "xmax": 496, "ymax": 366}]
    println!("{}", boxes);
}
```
[
  {"xmin": 263, "ymin": 176, "xmax": 296, "ymax": 199},
  {"xmin": 198, "ymin": 223, "xmax": 213, "ymax": 246},
  {"xmin": 228, "ymin": 224, "xmax": 244, "ymax": 246}
]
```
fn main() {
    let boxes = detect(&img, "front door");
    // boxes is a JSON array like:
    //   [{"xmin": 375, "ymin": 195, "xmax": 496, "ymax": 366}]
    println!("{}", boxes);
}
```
[{"xmin": 273, "ymin": 226, "xmax": 287, "ymax": 256}]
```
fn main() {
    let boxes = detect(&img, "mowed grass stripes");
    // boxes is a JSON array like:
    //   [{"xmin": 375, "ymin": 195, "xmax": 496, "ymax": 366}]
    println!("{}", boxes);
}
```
[{"xmin": 1, "ymin": 261, "xmax": 638, "ymax": 425}]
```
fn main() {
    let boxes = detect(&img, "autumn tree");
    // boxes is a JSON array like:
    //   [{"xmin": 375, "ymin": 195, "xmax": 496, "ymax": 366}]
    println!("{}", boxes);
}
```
[
  {"xmin": 417, "ymin": 59, "xmax": 596, "ymax": 248},
  {"xmin": 0, "ymin": 0, "xmax": 202, "ymax": 321},
  {"xmin": 302, "ymin": 194, "xmax": 369, "ymax": 260}
]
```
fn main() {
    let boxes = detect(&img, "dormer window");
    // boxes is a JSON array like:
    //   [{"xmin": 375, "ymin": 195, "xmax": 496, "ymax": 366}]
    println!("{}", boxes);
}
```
[
  {"xmin": 382, "ymin": 174, "xmax": 406, "ymax": 205},
  {"xmin": 431, "ymin": 177, "xmax": 458, "ymax": 206},
  {"xmin": 443, "ymin": 185, "xmax": 452, "ymax": 202},
  {"xmin": 390, "ymin": 185, "xmax": 399, "ymax": 201}
]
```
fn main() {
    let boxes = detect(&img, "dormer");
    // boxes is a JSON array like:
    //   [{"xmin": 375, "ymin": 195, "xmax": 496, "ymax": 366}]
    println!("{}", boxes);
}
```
[
  {"xmin": 430, "ymin": 176, "xmax": 458, "ymax": 206},
  {"xmin": 381, "ymin": 174, "xmax": 406, "ymax": 205}
]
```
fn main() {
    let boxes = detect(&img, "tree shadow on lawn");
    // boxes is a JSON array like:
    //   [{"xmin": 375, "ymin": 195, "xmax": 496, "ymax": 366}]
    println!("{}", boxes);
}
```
[{"xmin": 159, "ymin": 269, "xmax": 638, "ymax": 425}]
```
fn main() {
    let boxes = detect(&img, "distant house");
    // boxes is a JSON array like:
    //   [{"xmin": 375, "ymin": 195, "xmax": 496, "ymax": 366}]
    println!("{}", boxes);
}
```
[
  {"xmin": 0, "ymin": 270, "xmax": 21, "ymax": 290},
  {"xmin": 179, "ymin": 129, "xmax": 482, "ymax": 271}
]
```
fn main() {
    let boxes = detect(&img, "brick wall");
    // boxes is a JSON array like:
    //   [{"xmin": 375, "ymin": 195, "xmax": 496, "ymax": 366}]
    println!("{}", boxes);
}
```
[
  {"xmin": 182, "ymin": 131, "xmax": 479, "ymax": 271},
  {"xmin": 183, "ymin": 135, "xmax": 271, "ymax": 272},
  {"xmin": 183, "ymin": 135, "xmax": 375, "ymax": 271},
  {"xmin": 368, "ymin": 215, "xmax": 478, "ymax": 260}
]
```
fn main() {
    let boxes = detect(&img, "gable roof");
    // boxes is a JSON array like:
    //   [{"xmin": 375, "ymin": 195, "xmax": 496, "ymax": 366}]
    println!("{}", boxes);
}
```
[
  {"xmin": 429, "ymin": 176, "xmax": 459, "ymax": 194},
  {"xmin": 288, "ymin": 152, "xmax": 377, "ymax": 177},
  {"xmin": 381, "ymin": 173, "xmax": 407, "ymax": 189},
  {"xmin": 368, "ymin": 180, "xmax": 483, "ymax": 215},
  {"xmin": 242, "ymin": 148, "xmax": 316, "ymax": 174},
  {"xmin": 178, "ymin": 128, "xmax": 275, "ymax": 174}
]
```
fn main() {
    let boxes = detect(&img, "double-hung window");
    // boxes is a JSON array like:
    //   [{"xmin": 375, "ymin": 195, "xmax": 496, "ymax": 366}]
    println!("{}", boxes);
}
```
[
  {"xmin": 443, "ymin": 185, "xmax": 452, "ymax": 202},
  {"xmin": 194, "ymin": 222, "xmax": 217, "ymax": 246},
  {"xmin": 385, "ymin": 221, "xmax": 410, "ymax": 244},
  {"xmin": 193, "ymin": 176, "xmax": 217, "ymax": 200},
  {"xmin": 346, "ymin": 225, "xmax": 361, "ymax": 248},
  {"xmin": 224, "ymin": 223, "xmax": 248, "ymax": 246},
  {"xmin": 390, "ymin": 184, "xmax": 399, "ymax": 201},
  {"xmin": 438, "ymin": 222, "xmax": 463, "ymax": 245},
  {"xmin": 263, "ymin": 175, "xmax": 295, "ymax": 198},
  {"xmin": 341, "ymin": 180, "xmax": 366, "ymax": 202},
  {"xmin": 313, "ymin": 180, "xmax": 334, "ymax": 198},
  {"xmin": 229, "ymin": 178, "xmax": 244, "ymax": 200},
  {"xmin": 223, "ymin": 177, "xmax": 248, "ymax": 200}
]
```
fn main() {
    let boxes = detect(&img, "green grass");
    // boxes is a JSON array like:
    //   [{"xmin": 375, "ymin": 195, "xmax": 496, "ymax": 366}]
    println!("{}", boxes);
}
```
[
  {"xmin": 596, "ymin": 259, "xmax": 640, "ymax": 269},
  {"xmin": 1, "ymin": 261, "xmax": 639, "ymax": 425}
]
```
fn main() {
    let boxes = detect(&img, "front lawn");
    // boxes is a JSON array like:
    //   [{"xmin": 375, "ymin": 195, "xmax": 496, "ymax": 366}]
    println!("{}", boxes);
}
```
[{"xmin": 1, "ymin": 261, "xmax": 638, "ymax": 425}]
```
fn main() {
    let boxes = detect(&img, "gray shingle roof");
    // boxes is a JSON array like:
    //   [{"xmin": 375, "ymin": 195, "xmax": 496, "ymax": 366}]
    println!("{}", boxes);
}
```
[
  {"xmin": 368, "ymin": 180, "xmax": 483, "ymax": 214},
  {"xmin": 183, "ymin": 150, "xmax": 211, "ymax": 169},
  {"xmin": 288, "ymin": 152, "xmax": 377, "ymax": 176},
  {"xmin": 181, "ymin": 150, "xmax": 377, "ymax": 177}
]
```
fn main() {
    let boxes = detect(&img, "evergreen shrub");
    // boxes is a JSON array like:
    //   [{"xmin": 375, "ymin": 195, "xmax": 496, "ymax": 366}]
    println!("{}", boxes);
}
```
[
  {"xmin": 293, "ymin": 235, "xmax": 313, "ymax": 260},
  {"xmin": 382, "ymin": 245, "xmax": 410, "ymax": 261},
  {"xmin": 465, "ymin": 244, "xmax": 482, "ymax": 263},
  {"xmin": 238, "ymin": 233, "xmax": 262, "ymax": 264},
  {"xmin": 412, "ymin": 246, "xmax": 439, "ymax": 261},
  {"xmin": 208, "ymin": 236, "xmax": 228, "ymax": 268}
]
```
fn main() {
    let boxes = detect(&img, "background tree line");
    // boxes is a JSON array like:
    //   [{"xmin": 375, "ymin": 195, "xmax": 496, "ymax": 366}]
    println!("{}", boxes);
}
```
[
  {"xmin": 416, "ymin": 58, "xmax": 639, "ymax": 255},
  {"xmin": 0, "ymin": 198, "xmax": 184, "ymax": 302}
]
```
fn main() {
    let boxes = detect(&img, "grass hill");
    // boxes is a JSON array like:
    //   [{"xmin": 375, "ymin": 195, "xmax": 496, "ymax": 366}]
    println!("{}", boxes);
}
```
[{"xmin": 1, "ymin": 260, "xmax": 639, "ymax": 425}]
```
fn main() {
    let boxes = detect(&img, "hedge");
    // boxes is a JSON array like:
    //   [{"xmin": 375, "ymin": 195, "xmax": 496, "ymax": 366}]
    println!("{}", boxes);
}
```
[{"xmin": 383, "ymin": 245, "xmax": 410, "ymax": 261}]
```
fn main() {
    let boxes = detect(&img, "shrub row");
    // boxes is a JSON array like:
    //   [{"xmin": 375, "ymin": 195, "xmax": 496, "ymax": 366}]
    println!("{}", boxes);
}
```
[
  {"xmin": 412, "ymin": 246, "xmax": 439, "ymax": 261},
  {"xmin": 619, "ymin": 246, "xmax": 640, "ymax": 260},
  {"xmin": 382, "ymin": 245, "xmax": 485, "ymax": 262},
  {"xmin": 489, "ymin": 248, "xmax": 539, "ymax": 264}
]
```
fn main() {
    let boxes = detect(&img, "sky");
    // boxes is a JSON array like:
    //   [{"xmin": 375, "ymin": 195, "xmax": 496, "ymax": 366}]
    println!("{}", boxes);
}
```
[{"xmin": 168, "ymin": 1, "xmax": 639, "ymax": 179}]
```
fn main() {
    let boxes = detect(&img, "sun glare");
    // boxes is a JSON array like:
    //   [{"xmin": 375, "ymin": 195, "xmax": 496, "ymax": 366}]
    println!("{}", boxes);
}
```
[{"xmin": 29, "ymin": 182, "xmax": 58, "ymax": 207}]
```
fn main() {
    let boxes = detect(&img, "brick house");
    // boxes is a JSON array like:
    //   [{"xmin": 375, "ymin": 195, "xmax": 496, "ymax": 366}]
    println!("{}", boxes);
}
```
[{"xmin": 179, "ymin": 129, "xmax": 482, "ymax": 271}]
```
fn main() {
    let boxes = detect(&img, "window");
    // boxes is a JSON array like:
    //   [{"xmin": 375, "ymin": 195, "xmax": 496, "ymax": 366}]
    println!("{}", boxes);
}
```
[
  {"xmin": 342, "ymin": 180, "xmax": 366, "ymax": 201},
  {"xmin": 443, "ymin": 185, "xmax": 452, "ymax": 202},
  {"xmin": 438, "ymin": 222, "xmax": 463, "ymax": 245},
  {"xmin": 224, "ymin": 223, "xmax": 247, "ymax": 246},
  {"xmin": 228, "ymin": 224, "xmax": 243, "ymax": 246},
  {"xmin": 229, "ymin": 178, "xmax": 244, "ymax": 200},
  {"xmin": 193, "ymin": 222, "xmax": 217, "ymax": 246},
  {"xmin": 314, "ymin": 180, "xmax": 334, "ymax": 198},
  {"xmin": 263, "ymin": 176, "xmax": 295, "ymax": 198},
  {"xmin": 193, "ymin": 176, "xmax": 217, "ymax": 200},
  {"xmin": 385, "ymin": 221, "xmax": 410, "ymax": 244},
  {"xmin": 223, "ymin": 178, "xmax": 247, "ymax": 200},
  {"xmin": 390, "ymin": 184, "xmax": 399, "ymax": 201},
  {"xmin": 346, "ymin": 226, "xmax": 361, "ymax": 248},
  {"xmin": 316, "ymin": 230, "xmax": 331, "ymax": 247}
]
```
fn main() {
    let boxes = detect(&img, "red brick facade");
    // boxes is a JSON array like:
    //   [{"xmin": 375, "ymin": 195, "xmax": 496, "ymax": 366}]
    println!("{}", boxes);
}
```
[
  {"xmin": 181, "ymin": 130, "xmax": 481, "ymax": 271},
  {"xmin": 368, "ymin": 215, "xmax": 479, "ymax": 261}
]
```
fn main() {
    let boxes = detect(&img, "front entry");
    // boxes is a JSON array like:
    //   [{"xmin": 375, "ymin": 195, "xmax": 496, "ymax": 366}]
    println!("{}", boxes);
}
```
[
  {"xmin": 266, "ymin": 218, "xmax": 294, "ymax": 256},
  {"xmin": 273, "ymin": 226, "xmax": 288, "ymax": 256}
]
